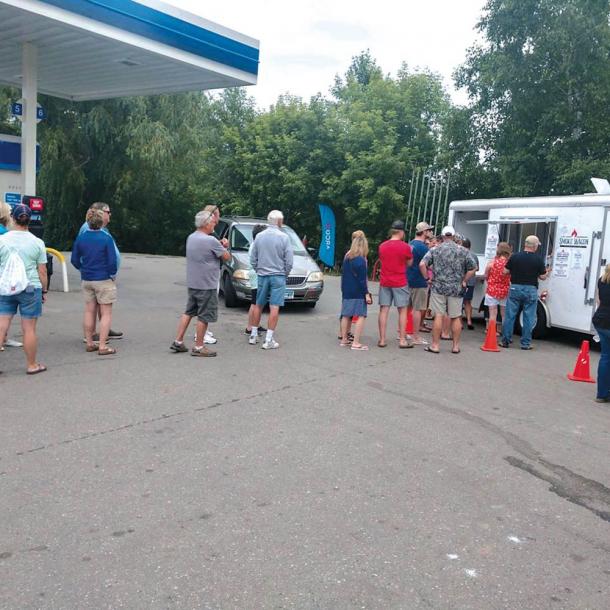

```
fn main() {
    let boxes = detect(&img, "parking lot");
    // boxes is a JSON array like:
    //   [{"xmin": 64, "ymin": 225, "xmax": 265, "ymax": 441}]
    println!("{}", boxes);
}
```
[{"xmin": 1, "ymin": 254, "xmax": 609, "ymax": 609}]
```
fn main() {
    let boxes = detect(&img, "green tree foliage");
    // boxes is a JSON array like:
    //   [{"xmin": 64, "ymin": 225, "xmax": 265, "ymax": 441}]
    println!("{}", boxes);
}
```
[
  {"xmin": 0, "ymin": 51, "xmax": 449, "ymax": 258},
  {"xmin": 456, "ymin": 0, "xmax": 610, "ymax": 196}
]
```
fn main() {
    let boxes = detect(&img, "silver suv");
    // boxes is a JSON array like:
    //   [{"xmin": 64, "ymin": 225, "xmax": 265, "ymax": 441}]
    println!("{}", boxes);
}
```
[{"xmin": 215, "ymin": 217, "xmax": 324, "ymax": 308}]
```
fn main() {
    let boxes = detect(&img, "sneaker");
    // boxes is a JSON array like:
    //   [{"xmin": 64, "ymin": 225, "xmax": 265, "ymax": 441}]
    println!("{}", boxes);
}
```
[
  {"xmin": 248, "ymin": 335, "xmax": 258, "ymax": 345},
  {"xmin": 500, "ymin": 340, "xmax": 510, "ymax": 348},
  {"xmin": 194, "ymin": 331, "xmax": 218, "ymax": 344},
  {"xmin": 170, "ymin": 341, "xmax": 188, "ymax": 353},
  {"xmin": 191, "ymin": 346, "xmax": 217, "ymax": 357},
  {"xmin": 520, "ymin": 345, "xmax": 534, "ymax": 350},
  {"xmin": 108, "ymin": 329, "xmax": 123, "ymax": 339},
  {"xmin": 261, "ymin": 339, "xmax": 279, "ymax": 350},
  {"xmin": 244, "ymin": 326, "xmax": 266, "ymax": 335},
  {"xmin": 4, "ymin": 339, "xmax": 22, "ymax": 347}
]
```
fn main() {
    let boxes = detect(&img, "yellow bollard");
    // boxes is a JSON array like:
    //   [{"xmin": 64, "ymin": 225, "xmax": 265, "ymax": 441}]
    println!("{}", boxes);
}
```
[{"xmin": 45, "ymin": 248, "xmax": 69, "ymax": 292}]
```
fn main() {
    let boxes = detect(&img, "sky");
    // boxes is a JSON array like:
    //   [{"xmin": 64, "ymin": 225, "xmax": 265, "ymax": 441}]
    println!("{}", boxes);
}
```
[{"xmin": 168, "ymin": 0, "xmax": 487, "ymax": 109}]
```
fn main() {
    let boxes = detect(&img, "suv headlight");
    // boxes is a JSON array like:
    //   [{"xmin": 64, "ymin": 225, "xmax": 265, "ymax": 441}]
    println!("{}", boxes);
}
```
[
  {"xmin": 307, "ymin": 271, "xmax": 324, "ymax": 282},
  {"xmin": 233, "ymin": 270, "xmax": 250, "ymax": 280}
]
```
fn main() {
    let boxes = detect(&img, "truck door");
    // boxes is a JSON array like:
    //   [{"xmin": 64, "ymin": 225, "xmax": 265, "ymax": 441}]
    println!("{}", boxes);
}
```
[{"xmin": 549, "ymin": 207, "xmax": 605, "ymax": 332}]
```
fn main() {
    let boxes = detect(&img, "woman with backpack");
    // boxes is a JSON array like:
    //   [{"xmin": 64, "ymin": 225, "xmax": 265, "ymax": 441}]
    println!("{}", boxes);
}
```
[{"xmin": 0, "ymin": 204, "xmax": 48, "ymax": 375}]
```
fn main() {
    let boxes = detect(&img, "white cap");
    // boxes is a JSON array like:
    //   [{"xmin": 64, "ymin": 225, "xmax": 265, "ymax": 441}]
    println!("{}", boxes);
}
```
[{"xmin": 442, "ymin": 225, "xmax": 456, "ymax": 236}]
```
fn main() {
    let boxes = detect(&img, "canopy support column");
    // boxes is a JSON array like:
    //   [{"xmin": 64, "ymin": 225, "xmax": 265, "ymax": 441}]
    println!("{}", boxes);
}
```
[{"xmin": 21, "ymin": 42, "xmax": 38, "ymax": 197}]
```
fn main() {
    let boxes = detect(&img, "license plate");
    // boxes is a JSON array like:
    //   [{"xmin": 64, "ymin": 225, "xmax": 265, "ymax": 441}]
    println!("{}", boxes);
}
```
[{"xmin": 285, "ymin": 290, "xmax": 294, "ymax": 299}]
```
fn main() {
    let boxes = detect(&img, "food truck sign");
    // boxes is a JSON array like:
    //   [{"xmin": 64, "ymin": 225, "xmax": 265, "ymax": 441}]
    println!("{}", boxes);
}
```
[{"xmin": 558, "ymin": 229, "xmax": 589, "ymax": 248}]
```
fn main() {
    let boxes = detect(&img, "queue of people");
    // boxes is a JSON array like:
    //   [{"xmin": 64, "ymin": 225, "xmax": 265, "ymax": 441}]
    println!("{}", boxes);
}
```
[{"xmin": 0, "ymin": 199, "xmax": 607, "ymax": 405}]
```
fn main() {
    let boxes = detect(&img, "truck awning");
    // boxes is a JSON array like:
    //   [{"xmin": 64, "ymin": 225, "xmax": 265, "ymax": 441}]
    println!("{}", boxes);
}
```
[{"xmin": 466, "ymin": 217, "xmax": 558, "ymax": 225}]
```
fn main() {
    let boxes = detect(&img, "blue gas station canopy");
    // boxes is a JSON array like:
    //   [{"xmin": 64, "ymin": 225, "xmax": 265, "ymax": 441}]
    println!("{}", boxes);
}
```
[{"xmin": 0, "ymin": 0, "xmax": 259, "ymax": 100}]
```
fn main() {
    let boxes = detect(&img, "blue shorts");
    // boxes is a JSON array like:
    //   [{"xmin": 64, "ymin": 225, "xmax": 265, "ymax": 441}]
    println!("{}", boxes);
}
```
[
  {"xmin": 256, "ymin": 275, "xmax": 286, "ymax": 307},
  {"xmin": 0, "ymin": 288, "xmax": 43, "ymax": 319}
]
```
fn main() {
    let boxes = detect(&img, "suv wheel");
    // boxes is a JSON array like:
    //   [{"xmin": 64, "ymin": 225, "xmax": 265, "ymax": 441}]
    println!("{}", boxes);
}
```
[{"xmin": 223, "ymin": 273, "xmax": 239, "ymax": 308}]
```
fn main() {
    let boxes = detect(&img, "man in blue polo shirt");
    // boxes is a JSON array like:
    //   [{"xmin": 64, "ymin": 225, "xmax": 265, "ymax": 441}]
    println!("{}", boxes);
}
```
[{"xmin": 407, "ymin": 221, "xmax": 434, "ymax": 345}]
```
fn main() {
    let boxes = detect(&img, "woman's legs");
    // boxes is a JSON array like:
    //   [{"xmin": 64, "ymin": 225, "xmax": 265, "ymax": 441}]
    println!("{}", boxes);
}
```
[
  {"xmin": 340, "ymin": 316, "xmax": 351, "ymax": 344},
  {"xmin": 352, "ymin": 316, "xmax": 366, "ymax": 347},
  {"xmin": 595, "ymin": 327, "xmax": 610, "ymax": 400},
  {"xmin": 98, "ymin": 303, "xmax": 113, "ymax": 351},
  {"xmin": 84, "ymin": 300, "xmax": 97, "ymax": 348},
  {"xmin": 487, "ymin": 305, "xmax": 498, "ymax": 330}
]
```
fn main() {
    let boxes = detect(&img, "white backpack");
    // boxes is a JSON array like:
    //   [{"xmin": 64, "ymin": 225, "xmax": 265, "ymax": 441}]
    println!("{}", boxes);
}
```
[{"xmin": 0, "ymin": 249, "xmax": 29, "ymax": 296}]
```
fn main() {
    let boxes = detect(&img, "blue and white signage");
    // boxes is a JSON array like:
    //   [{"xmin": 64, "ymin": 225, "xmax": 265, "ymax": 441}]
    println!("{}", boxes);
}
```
[
  {"xmin": 10, "ymin": 100, "xmax": 45, "ymax": 122},
  {"xmin": 4, "ymin": 192, "xmax": 21, "ymax": 205}
]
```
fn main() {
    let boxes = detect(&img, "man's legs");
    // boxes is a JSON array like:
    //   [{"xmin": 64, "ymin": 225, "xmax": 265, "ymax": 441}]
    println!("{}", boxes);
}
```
[
  {"xmin": 175, "ymin": 314, "xmax": 194, "ymax": 343},
  {"xmin": 520, "ymin": 288, "xmax": 538, "ymax": 348},
  {"xmin": 378, "ymin": 306, "xmax": 390, "ymax": 345},
  {"xmin": 412, "ymin": 308, "xmax": 423, "ymax": 342},
  {"xmin": 397, "ymin": 307, "xmax": 409, "ymax": 346},
  {"xmin": 267, "ymin": 305, "xmax": 280, "ymax": 331},
  {"xmin": 501, "ymin": 288, "xmax": 521, "ymax": 346},
  {"xmin": 450, "ymin": 316, "xmax": 462, "ymax": 352},
  {"xmin": 430, "ymin": 313, "xmax": 443, "ymax": 352},
  {"xmin": 194, "ymin": 319, "xmax": 208, "ymax": 348}
]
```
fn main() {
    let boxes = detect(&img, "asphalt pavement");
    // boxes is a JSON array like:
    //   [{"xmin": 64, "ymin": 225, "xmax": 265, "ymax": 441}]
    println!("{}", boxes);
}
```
[{"xmin": 0, "ymin": 254, "xmax": 609, "ymax": 610}]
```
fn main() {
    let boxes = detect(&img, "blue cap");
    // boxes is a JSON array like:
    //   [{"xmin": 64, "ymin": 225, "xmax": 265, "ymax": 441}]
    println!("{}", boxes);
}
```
[{"xmin": 11, "ymin": 203, "xmax": 32, "ymax": 219}]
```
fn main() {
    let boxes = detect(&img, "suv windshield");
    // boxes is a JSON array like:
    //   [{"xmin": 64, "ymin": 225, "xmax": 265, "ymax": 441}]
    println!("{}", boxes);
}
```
[{"xmin": 230, "ymin": 223, "xmax": 307, "ymax": 254}]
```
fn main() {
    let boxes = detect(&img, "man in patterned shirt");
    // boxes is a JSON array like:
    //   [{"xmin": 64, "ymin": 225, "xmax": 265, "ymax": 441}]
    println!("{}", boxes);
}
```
[{"xmin": 419, "ymin": 226, "xmax": 476, "ymax": 354}]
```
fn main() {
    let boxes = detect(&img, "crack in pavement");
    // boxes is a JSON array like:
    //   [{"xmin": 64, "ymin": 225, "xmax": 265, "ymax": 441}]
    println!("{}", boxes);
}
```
[
  {"xmin": 4, "ymin": 374, "xmax": 334, "ymax": 467},
  {"xmin": 365, "ymin": 380, "xmax": 610, "ymax": 525}
]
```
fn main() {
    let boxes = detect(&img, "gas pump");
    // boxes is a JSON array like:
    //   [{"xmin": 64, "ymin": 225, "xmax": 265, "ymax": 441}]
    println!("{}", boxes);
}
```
[{"xmin": 0, "ymin": 134, "xmax": 50, "ymax": 283}]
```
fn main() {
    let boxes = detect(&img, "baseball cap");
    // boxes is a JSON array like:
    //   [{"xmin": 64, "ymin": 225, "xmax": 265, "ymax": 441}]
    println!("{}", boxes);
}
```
[
  {"xmin": 391, "ymin": 220, "xmax": 406, "ymax": 230},
  {"xmin": 415, "ymin": 222, "xmax": 434, "ymax": 232},
  {"xmin": 11, "ymin": 203, "xmax": 32, "ymax": 220},
  {"xmin": 441, "ymin": 225, "xmax": 455, "ymax": 236}
]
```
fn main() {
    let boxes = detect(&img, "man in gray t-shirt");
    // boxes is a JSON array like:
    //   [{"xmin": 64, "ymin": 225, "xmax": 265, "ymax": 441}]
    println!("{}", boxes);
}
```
[{"xmin": 170, "ymin": 210, "xmax": 230, "ymax": 357}]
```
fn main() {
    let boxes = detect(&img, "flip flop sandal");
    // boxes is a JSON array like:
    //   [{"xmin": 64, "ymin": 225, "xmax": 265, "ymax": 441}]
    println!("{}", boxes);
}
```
[
  {"xmin": 377, "ymin": 341, "xmax": 387, "ymax": 348},
  {"xmin": 413, "ymin": 338, "xmax": 429, "ymax": 345},
  {"xmin": 441, "ymin": 336, "xmax": 452, "ymax": 341},
  {"xmin": 339, "ymin": 341, "xmax": 351, "ymax": 347},
  {"xmin": 424, "ymin": 346, "xmax": 440, "ymax": 354},
  {"xmin": 98, "ymin": 347, "xmax": 116, "ymax": 356},
  {"xmin": 451, "ymin": 348, "xmax": 461, "ymax": 354},
  {"xmin": 86, "ymin": 344, "xmax": 99, "ymax": 352},
  {"xmin": 399, "ymin": 342, "xmax": 414, "ymax": 349},
  {"xmin": 420, "ymin": 327, "xmax": 431, "ymax": 333},
  {"xmin": 350, "ymin": 344, "xmax": 369, "ymax": 351},
  {"xmin": 27, "ymin": 364, "xmax": 47, "ymax": 375}
]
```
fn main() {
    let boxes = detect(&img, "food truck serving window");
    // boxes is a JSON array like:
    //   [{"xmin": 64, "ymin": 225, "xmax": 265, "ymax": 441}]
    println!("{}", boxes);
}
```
[{"xmin": 467, "ymin": 217, "xmax": 557, "ymax": 262}]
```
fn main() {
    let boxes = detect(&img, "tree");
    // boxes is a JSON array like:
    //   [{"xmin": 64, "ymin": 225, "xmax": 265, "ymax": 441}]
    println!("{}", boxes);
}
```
[{"xmin": 456, "ymin": 0, "xmax": 610, "ymax": 196}]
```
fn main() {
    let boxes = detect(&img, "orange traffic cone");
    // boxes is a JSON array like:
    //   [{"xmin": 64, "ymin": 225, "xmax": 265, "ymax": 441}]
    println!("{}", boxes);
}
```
[
  {"xmin": 481, "ymin": 319, "xmax": 501, "ymax": 352},
  {"xmin": 405, "ymin": 307, "xmax": 414, "ymax": 334},
  {"xmin": 567, "ymin": 340, "xmax": 595, "ymax": 383}
]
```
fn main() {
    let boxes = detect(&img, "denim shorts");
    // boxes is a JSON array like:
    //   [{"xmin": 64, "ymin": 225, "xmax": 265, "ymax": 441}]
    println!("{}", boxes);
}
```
[
  {"xmin": 0, "ymin": 288, "xmax": 43, "ymax": 319},
  {"xmin": 341, "ymin": 298, "xmax": 367, "ymax": 318},
  {"xmin": 256, "ymin": 275, "xmax": 286, "ymax": 307}
]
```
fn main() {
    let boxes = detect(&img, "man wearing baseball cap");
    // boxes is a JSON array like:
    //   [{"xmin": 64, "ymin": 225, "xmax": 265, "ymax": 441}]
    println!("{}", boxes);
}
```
[
  {"xmin": 377, "ymin": 220, "xmax": 413, "ymax": 348},
  {"xmin": 419, "ymin": 225, "xmax": 476, "ymax": 354},
  {"xmin": 0, "ymin": 203, "xmax": 48, "ymax": 374},
  {"xmin": 407, "ymin": 221, "xmax": 434, "ymax": 345}
]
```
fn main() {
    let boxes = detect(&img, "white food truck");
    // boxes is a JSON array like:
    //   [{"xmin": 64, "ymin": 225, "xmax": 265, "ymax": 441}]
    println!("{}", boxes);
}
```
[{"xmin": 448, "ymin": 186, "xmax": 610, "ymax": 338}]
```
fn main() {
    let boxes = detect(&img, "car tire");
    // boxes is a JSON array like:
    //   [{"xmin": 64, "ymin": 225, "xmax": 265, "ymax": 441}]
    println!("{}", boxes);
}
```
[
  {"xmin": 305, "ymin": 302, "xmax": 317, "ymax": 309},
  {"xmin": 223, "ymin": 274, "xmax": 238, "ymax": 308}
]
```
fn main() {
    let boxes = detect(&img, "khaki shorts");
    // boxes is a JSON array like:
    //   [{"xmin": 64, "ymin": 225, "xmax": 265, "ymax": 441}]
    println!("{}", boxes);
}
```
[
  {"xmin": 82, "ymin": 279, "xmax": 117, "ymax": 305},
  {"xmin": 429, "ymin": 291, "xmax": 463, "ymax": 319},
  {"xmin": 409, "ymin": 287, "xmax": 429, "ymax": 311}
]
